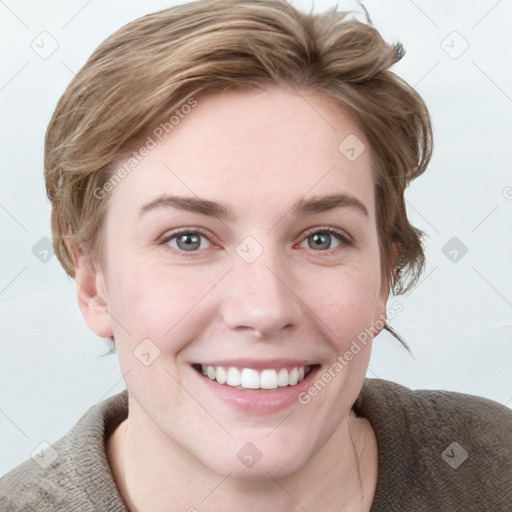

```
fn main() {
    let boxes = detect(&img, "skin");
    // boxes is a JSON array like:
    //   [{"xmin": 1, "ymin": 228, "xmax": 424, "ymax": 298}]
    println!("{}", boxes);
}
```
[{"xmin": 74, "ymin": 86, "xmax": 387, "ymax": 511}]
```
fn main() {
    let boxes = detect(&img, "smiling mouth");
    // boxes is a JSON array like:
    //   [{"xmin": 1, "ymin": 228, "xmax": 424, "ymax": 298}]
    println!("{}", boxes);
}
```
[{"xmin": 192, "ymin": 364, "xmax": 319, "ymax": 391}]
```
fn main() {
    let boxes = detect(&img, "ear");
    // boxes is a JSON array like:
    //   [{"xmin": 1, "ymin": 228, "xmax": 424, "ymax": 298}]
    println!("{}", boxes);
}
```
[{"xmin": 71, "ymin": 240, "xmax": 114, "ymax": 338}]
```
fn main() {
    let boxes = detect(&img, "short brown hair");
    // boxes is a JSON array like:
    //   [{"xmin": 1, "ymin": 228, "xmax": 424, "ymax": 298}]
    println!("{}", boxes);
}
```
[{"xmin": 44, "ymin": 0, "xmax": 432, "ymax": 337}]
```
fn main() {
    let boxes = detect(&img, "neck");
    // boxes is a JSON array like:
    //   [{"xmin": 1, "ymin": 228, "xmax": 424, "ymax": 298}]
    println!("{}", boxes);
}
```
[{"xmin": 106, "ymin": 398, "xmax": 378, "ymax": 512}]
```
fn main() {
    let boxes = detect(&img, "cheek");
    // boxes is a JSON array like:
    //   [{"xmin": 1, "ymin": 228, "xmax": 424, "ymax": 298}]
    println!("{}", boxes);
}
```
[
  {"xmin": 307, "ymin": 263, "xmax": 382, "ymax": 346},
  {"xmin": 106, "ymin": 262, "xmax": 227, "ymax": 346}
]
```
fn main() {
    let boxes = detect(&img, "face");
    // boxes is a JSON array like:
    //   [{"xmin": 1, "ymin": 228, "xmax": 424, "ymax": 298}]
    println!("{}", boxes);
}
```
[{"xmin": 79, "ymin": 87, "xmax": 389, "ymax": 479}]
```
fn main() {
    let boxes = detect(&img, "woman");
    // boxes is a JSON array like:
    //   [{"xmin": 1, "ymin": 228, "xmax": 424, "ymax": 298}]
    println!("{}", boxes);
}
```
[{"xmin": 1, "ymin": 1, "xmax": 510, "ymax": 510}]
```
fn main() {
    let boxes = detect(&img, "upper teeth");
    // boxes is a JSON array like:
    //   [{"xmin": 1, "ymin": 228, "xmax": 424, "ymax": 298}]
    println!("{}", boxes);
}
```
[{"xmin": 201, "ymin": 365, "xmax": 307, "ymax": 389}]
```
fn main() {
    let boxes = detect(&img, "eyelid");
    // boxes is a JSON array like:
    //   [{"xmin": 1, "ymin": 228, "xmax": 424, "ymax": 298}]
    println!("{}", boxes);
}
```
[
  {"xmin": 298, "ymin": 225, "xmax": 353, "ymax": 244},
  {"xmin": 159, "ymin": 226, "xmax": 212, "ymax": 241}
]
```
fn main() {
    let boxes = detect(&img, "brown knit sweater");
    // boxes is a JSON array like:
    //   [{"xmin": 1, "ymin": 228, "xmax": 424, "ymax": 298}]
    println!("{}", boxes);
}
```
[{"xmin": 1, "ymin": 378, "xmax": 511, "ymax": 511}]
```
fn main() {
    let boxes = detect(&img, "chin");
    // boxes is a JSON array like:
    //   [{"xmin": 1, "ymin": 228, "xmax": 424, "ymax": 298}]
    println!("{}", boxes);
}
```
[{"xmin": 195, "ymin": 435, "xmax": 313, "ymax": 481}]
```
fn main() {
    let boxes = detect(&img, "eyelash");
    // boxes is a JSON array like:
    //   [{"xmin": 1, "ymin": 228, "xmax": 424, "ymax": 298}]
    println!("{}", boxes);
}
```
[{"xmin": 158, "ymin": 226, "xmax": 353, "ymax": 257}]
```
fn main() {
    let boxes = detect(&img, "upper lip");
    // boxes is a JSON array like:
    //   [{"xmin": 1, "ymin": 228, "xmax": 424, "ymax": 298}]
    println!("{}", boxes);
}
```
[{"xmin": 193, "ymin": 359, "xmax": 317, "ymax": 370}]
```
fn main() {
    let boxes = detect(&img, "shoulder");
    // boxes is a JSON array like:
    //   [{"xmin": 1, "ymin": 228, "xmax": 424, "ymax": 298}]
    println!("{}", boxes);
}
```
[
  {"xmin": 0, "ymin": 434, "xmax": 81, "ymax": 512},
  {"xmin": 355, "ymin": 378, "xmax": 512, "ymax": 510},
  {"xmin": 359, "ymin": 376, "xmax": 512, "ymax": 424},
  {"xmin": 358, "ymin": 377, "xmax": 512, "ymax": 441},
  {"xmin": 0, "ymin": 391, "xmax": 129, "ymax": 512}
]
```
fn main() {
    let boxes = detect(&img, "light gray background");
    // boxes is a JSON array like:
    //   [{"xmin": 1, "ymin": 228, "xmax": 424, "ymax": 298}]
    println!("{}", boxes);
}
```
[{"xmin": 1, "ymin": 0, "xmax": 511, "ymax": 476}]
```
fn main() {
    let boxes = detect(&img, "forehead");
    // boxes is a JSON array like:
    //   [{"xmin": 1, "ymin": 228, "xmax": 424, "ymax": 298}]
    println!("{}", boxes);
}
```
[{"xmin": 108, "ymin": 87, "xmax": 375, "ymax": 220}]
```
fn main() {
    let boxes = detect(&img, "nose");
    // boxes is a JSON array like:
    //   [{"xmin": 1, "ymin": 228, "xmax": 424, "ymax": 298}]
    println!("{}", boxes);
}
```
[{"xmin": 220, "ymin": 247, "xmax": 302, "ymax": 338}]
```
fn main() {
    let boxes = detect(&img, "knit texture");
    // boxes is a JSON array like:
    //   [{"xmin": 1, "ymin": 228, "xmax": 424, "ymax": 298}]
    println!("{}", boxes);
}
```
[{"xmin": 1, "ymin": 378, "xmax": 511, "ymax": 511}]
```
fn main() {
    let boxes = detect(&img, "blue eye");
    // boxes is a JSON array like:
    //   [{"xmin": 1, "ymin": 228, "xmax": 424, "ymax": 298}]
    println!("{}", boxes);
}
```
[
  {"xmin": 164, "ymin": 230, "xmax": 212, "ymax": 252},
  {"xmin": 159, "ymin": 226, "xmax": 351, "ymax": 256},
  {"xmin": 298, "ymin": 228, "xmax": 351, "ymax": 251}
]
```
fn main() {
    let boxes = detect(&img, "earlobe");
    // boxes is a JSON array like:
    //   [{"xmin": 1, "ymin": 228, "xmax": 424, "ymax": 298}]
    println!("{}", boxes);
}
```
[{"xmin": 71, "ymin": 240, "xmax": 114, "ymax": 338}]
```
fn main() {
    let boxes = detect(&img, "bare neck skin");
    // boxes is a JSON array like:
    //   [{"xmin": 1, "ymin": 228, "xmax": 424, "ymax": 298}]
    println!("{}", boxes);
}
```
[{"xmin": 106, "ymin": 401, "xmax": 378, "ymax": 512}]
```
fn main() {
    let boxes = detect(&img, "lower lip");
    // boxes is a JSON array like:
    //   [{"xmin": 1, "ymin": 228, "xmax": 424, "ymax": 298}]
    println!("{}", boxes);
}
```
[{"xmin": 194, "ymin": 366, "xmax": 320, "ymax": 415}]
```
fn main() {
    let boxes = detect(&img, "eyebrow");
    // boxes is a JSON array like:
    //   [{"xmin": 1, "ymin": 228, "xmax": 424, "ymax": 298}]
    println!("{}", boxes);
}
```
[{"xmin": 139, "ymin": 193, "xmax": 369, "ymax": 220}]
